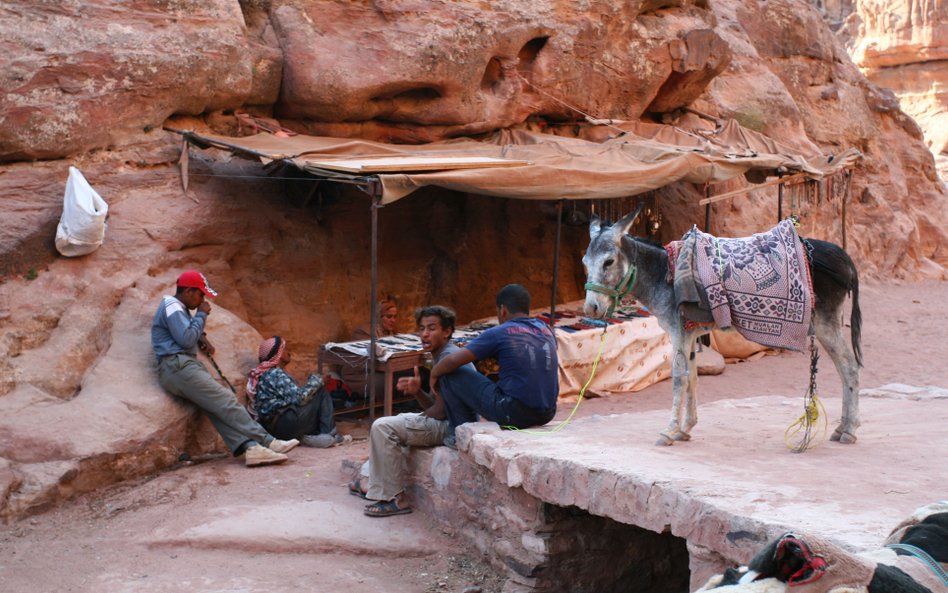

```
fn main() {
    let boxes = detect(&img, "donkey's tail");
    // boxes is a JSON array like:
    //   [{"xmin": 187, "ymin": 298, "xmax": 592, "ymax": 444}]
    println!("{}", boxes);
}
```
[{"xmin": 849, "ymin": 270, "xmax": 863, "ymax": 367}]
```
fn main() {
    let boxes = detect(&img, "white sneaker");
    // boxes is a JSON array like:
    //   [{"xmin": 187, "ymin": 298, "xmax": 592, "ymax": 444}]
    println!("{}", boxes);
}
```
[
  {"xmin": 245, "ymin": 445, "xmax": 288, "ymax": 467},
  {"xmin": 268, "ymin": 438, "xmax": 299, "ymax": 454}
]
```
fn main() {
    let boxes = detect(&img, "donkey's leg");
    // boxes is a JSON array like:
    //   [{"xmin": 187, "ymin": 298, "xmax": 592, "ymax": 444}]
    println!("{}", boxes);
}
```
[
  {"xmin": 677, "ymin": 331, "xmax": 704, "ymax": 441},
  {"xmin": 814, "ymin": 313, "xmax": 861, "ymax": 443},
  {"xmin": 658, "ymin": 331, "xmax": 689, "ymax": 446}
]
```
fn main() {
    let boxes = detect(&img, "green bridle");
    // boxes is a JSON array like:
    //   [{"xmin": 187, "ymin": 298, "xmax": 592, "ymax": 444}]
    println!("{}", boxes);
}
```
[{"xmin": 584, "ymin": 259, "xmax": 636, "ymax": 318}]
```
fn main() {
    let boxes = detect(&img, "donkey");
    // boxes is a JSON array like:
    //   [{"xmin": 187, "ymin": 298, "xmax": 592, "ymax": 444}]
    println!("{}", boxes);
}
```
[{"xmin": 582, "ymin": 205, "xmax": 862, "ymax": 446}]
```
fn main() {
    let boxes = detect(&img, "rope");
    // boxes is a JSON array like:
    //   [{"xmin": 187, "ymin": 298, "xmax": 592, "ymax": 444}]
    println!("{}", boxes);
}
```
[
  {"xmin": 885, "ymin": 543, "xmax": 948, "ymax": 587},
  {"xmin": 502, "ymin": 327, "xmax": 609, "ymax": 435},
  {"xmin": 784, "ymin": 335, "xmax": 826, "ymax": 452},
  {"xmin": 516, "ymin": 73, "xmax": 630, "ymax": 137}
]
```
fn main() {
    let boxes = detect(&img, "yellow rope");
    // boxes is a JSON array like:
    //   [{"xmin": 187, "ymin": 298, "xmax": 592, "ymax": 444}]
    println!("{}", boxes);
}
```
[
  {"xmin": 503, "ymin": 328, "xmax": 609, "ymax": 435},
  {"xmin": 784, "ymin": 391, "xmax": 827, "ymax": 452}
]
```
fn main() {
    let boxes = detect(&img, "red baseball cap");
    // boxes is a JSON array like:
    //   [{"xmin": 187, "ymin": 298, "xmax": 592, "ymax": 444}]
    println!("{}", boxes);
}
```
[{"xmin": 176, "ymin": 270, "xmax": 218, "ymax": 298}]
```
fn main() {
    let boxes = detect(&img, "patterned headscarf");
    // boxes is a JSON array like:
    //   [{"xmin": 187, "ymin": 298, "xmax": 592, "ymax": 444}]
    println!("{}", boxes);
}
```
[{"xmin": 246, "ymin": 336, "xmax": 286, "ymax": 417}]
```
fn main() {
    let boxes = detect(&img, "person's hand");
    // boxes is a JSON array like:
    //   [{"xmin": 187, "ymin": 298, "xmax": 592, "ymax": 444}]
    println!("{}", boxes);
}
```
[
  {"xmin": 429, "ymin": 374, "xmax": 440, "ymax": 397},
  {"xmin": 197, "ymin": 301, "xmax": 211, "ymax": 315},
  {"xmin": 198, "ymin": 334, "xmax": 215, "ymax": 356},
  {"xmin": 396, "ymin": 366, "xmax": 421, "ymax": 396}
]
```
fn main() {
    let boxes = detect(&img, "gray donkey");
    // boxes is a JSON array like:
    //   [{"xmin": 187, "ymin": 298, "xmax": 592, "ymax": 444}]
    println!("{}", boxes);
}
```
[{"xmin": 582, "ymin": 205, "xmax": 862, "ymax": 446}]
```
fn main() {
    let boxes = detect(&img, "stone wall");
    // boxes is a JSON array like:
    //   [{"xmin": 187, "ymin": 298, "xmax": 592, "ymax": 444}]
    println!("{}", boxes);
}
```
[{"xmin": 406, "ymin": 446, "xmax": 691, "ymax": 593}]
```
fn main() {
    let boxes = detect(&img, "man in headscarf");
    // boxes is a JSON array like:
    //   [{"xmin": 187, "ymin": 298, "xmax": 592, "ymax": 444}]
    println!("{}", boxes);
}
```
[
  {"xmin": 151, "ymin": 270, "xmax": 298, "ymax": 467},
  {"xmin": 246, "ymin": 336, "xmax": 343, "ymax": 448}
]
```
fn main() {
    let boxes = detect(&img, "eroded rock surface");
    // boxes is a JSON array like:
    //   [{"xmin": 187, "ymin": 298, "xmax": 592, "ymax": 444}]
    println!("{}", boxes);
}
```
[{"xmin": 1, "ymin": 0, "xmax": 947, "ymax": 519}]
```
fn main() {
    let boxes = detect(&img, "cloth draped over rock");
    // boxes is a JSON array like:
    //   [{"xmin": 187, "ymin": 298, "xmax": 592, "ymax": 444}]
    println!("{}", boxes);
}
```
[{"xmin": 672, "ymin": 219, "xmax": 813, "ymax": 352}]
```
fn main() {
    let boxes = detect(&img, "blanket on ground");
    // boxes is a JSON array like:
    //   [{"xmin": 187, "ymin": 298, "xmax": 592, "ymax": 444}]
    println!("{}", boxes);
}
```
[{"xmin": 673, "ymin": 219, "xmax": 813, "ymax": 352}]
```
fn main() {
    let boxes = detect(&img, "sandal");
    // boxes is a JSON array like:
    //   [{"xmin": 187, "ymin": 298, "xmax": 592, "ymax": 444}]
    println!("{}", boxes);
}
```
[
  {"xmin": 364, "ymin": 499, "xmax": 412, "ymax": 518},
  {"xmin": 348, "ymin": 477, "xmax": 368, "ymax": 499}
]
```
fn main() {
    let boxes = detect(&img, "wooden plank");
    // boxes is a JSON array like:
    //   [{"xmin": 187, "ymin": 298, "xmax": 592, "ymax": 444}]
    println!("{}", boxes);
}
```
[{"xmin": 302, "ymin": 155, "xmax": 531, "ymax": 173}]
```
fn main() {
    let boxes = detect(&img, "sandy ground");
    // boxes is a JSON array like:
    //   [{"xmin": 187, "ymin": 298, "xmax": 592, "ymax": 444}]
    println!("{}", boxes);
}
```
[{"xmin": 1, "ymin": 281, "xmax": 946, "ymax": 593}]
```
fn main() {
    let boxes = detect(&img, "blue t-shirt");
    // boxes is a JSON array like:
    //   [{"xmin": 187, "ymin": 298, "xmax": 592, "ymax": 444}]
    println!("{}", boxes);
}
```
[{"xmin": 465, "ymin": 317, "xmax": 558, "ymax": 409}]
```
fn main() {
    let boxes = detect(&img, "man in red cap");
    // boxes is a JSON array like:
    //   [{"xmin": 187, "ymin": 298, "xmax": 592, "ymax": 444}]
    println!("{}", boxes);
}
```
[{"xmin": 151, "ymin": 270, "xmax": 298, "ymax": 467}]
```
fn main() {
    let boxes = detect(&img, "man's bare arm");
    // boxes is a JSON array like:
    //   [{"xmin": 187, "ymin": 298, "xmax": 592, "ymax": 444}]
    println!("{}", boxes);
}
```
[{"xmin": 429, "ymin": 347, "xmax": 477, "ymax": 396}]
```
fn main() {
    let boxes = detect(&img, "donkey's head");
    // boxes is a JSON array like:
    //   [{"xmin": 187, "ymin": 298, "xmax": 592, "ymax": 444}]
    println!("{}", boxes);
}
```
[{"xmin": 582, "ymin": 204, "xmax": 643, "ymax": 319}]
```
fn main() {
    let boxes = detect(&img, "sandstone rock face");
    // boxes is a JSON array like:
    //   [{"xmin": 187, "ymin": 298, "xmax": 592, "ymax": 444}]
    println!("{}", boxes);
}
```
[
  {"xmin": 835, "ymin": 0, "xmax": 948, "ymax": 180},
  {"xmin": 0, "ymin": 0, "xmax": 259, "ymax": 161},
  {"xmin": 1, "ymin": 0, "xmax": 947, "ymax": 519}
]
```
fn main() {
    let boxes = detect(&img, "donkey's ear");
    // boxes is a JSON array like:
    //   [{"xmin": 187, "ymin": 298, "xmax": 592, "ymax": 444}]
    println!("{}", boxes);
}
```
[
  {"xmin": 589, "ymin": 213, "xmax": 602, "ymax": 239},
  {"xmin": 615, "ymin": 203, "xmax": 645, "ymax": 236}
]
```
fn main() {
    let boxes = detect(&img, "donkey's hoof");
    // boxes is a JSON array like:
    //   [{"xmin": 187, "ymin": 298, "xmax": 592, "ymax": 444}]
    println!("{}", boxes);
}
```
[
  {"xmin": 655, "ymin": 434, "xmax": 675, "ymax": 446},
  {"xmin": 831, "ymin": 428, "xmax": 857, "ymax": 444},
  {"xmin": 673, "ymin": 431, "xmax": 691, "ymax": 442}
]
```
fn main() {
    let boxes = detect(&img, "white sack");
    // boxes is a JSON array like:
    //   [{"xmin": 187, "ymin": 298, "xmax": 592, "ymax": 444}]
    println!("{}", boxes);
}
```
[{"xmin": 55, "ymin": 166, "xmax": 109, "ymax": 257}]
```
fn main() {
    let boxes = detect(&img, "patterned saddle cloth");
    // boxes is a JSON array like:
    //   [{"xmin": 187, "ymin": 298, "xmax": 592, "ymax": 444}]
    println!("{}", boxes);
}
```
[{"xmin": 666, "ymin": 219, "xmax": 813, "ymax": 351}]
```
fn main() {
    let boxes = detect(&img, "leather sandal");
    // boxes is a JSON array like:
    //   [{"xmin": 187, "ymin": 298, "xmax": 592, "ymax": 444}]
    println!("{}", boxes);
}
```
[
  {"xmin": 364, "ymin": 499, "xmax": 412, "ymax": 518},
  {"xmin": 348, "ymin": 477, "xmax": 368, "ymax": 499}
]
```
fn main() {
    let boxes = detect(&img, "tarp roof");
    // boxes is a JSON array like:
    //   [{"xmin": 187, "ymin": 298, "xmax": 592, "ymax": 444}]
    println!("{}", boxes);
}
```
[{"xmin": 182, "ymin": 120, "xmax": 860, "ymax": 205}]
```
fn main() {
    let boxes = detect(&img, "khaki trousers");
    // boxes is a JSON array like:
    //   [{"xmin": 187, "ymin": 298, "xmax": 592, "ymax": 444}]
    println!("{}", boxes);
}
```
[
  {"xmin": 364, "ymin": 412, "xmax": 448, "ymax": 501},
  {"xmin": 158, "ymin": 353, "xmax": 272, "ymax": 454}
]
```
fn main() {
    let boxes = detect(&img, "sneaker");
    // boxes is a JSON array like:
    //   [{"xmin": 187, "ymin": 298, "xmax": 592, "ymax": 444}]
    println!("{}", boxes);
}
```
[
  {"xmin": 245, "ymin": 444, "xmax": 288, "ymax": 467},
  {"xmin": 268, "ymin": 438, "xmax": 300, "ymax": 454}
]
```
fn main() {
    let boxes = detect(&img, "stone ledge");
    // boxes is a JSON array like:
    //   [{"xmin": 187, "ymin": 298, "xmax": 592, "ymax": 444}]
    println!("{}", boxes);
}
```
[{"xmin": 405, "ymin": 391, "xmax": 945, "ymax": 591}]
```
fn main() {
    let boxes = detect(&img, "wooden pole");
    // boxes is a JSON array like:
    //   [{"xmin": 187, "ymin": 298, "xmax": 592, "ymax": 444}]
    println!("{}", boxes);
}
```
[
  {"xmin": 549, "ymin": 200, "xmax": 564, "ymax": 327},
  {"xmin": 704, "ymin": 185, "xmax": 711, "ymax": 232},
  {"xmin": 842, "ymin": 170, "xmax": 850, "ymax": 250},
  {"xmin": 778, "ymin": 182, "xmax": 784, "ymax": 222}
]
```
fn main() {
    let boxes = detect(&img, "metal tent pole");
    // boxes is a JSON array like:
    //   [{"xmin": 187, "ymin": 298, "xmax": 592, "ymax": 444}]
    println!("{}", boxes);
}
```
[
  {"xmin": 368, "ymin": 191, "xmax": 380, "ymax": 423},
  {"xmin": 549, "ymin": 200, "xmax": 564, "ymax": 327}
]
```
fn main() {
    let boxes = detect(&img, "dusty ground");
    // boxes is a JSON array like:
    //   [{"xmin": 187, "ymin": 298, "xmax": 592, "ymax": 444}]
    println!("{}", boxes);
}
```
[{"xmin": 1, "ymin": 281, "xmax": 946, "ymax": 593}]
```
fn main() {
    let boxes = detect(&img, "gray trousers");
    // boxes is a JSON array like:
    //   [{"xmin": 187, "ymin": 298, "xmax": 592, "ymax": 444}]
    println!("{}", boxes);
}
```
[
  {"xmin": 158, "ymin": 353, "xmax": 272, "ymax": 454},
  {"xmin": 362, "ymin": 412, "xmax": 448, "ymax": 501}
]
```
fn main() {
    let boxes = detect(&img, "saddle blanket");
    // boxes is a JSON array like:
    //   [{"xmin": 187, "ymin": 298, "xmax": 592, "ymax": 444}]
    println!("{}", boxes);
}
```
[{"xmin": 670, "ymin": 219, "xmax": 813, "ymax": 352}]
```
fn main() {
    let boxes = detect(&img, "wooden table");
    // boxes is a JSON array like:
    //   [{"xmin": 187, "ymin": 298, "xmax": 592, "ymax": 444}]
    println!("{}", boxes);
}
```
[{"xmin": 318, "ymin": 346, "xmax": 427, "ymax": 417}]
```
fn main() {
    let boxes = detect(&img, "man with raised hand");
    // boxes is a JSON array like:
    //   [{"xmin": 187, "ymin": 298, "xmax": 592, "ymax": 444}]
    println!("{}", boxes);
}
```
[
  {"xmin": 151, "ymin": 270, "xmax": 298, "ymax": 467},
  {"xmin": 349, "ymin": 305, "xmax": 469, "ymax": 517}
]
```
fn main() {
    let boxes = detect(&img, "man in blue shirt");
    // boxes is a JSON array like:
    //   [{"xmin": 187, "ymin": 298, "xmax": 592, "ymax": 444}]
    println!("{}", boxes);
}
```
[
  {"xmin": 431, "ymin": 284, "xmax": 558, "ymax": 447},
  {"xmin": 151, "ymin": 270, "xmax": 298, "ymax": 467}
]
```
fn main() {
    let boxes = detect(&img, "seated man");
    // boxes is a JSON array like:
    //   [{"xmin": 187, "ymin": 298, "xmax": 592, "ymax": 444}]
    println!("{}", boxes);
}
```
[
  {"xmin": 151, "ymin": 270, "xmax": 298, "ymax": 467},
  {"xmin": 348, "ymin": 305, "xmax": 471, "ymax": 518},
  {"xmin": 246, "ymin": 336, "xmax": 345, "ymax": 448},
  {"xmin": 431, "ymin": 284, "xmax": 558, "ymax": 447}
]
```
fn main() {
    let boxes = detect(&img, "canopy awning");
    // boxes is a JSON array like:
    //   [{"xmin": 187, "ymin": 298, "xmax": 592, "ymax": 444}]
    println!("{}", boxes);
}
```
[{"xmin": 178, "ymin": 120, "xmax": 860, "ymax": 205}]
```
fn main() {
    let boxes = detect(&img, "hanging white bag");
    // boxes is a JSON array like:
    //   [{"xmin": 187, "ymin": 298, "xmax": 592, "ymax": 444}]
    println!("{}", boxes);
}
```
[{"xmin": 55, "ymin": 166, "xmax": 109, "ymax": 257}]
